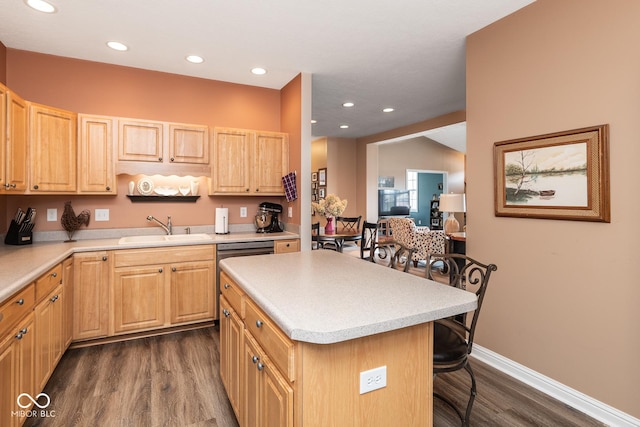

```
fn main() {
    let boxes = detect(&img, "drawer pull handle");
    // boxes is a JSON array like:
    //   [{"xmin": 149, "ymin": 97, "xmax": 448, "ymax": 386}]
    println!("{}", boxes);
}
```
[
  {"xmin": 15, "ymin": 332, "xmax": 23, "ymax": 340},
  {"xmin": 252, "ymin": 355, "xmax": 259, "ymax": 364},
  {"xmin": 16, "ymin": 298, "xmax": 24, "ymax": 305},
  {"xmin": 102, "ymin": 256, "xmax": 108, "ymax": 261},
  {"xmin": 223, "ymin": 309, "xmax": 230, "ymax": 317},
  {"xmin": 50, "ymin": 295, "xmax": 59, "ymax": 303},
  {"xmin": 255, "ymin": 320, "xmax": 263, "ymax": 328},
  {"xmin": 51, "ymin": 272, "xmax": 57, "ymax": 278},
  {"xmin": 106, "ymin": 186, "xmax": 111, "ymax": 191},
  {"xmin": 224, "ymin": 283, "xmax": 230, "ymax": 289},
  {"xmin": 159, "ymin": 268, "xmax": 163, "ymax": 273},
  {"xmin": 257, "ymin": 362, "xmax": 264, "ymax": 371},
  {"xmin": 20, "ymin": 327, "xmax": 28, "ymax": 334}
]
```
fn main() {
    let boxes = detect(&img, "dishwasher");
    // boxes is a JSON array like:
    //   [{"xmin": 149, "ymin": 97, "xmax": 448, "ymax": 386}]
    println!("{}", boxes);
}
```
[{"xmin": 216, "ymin": 240, "xmax": 274, "ymax": 319}]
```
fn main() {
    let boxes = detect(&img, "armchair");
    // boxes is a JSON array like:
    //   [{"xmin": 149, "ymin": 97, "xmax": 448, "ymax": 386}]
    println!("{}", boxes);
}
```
[{"xmin": 388, "ymin": 218, "xmax": 446, "ymax": 266}]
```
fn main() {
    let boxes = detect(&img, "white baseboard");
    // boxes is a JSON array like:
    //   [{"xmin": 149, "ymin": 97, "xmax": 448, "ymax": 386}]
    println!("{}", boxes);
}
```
[{"xmin": 471, "ymin": 345, "xmax": 639, "ymax": 427}]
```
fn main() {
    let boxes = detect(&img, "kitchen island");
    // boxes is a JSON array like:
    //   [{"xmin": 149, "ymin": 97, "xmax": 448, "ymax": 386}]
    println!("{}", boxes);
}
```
[{"xmin": 219, "ymin": 250, "xmax": 477, "ymax": 427}]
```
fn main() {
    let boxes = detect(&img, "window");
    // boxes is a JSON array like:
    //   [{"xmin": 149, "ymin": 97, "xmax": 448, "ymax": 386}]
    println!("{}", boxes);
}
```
[{"xmin": 406, "ymin": 170, "xmax": 418, "ymax": 212}]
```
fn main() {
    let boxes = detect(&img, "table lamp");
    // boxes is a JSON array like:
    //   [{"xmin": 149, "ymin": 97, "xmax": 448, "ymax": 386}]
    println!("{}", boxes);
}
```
[{"xmin": 439, "ymin": 193, "xmax": 466, "ymax": 234}]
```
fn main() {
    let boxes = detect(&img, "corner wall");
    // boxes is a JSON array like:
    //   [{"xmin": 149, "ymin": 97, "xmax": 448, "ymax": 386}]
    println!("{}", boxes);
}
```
[{"xmin": 467, "ymin": 0, "xmax": 639, "ymax": 417}]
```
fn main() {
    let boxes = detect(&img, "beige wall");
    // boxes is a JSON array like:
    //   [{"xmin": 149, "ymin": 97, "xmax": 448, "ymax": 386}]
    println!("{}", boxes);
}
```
[
  {"xmin": 467, "ymin": 0, "xmax": 639, "ymax": 417},
  {"xmin": 2, "ymin": 49, "xmax": 302, "ymax": 233}
]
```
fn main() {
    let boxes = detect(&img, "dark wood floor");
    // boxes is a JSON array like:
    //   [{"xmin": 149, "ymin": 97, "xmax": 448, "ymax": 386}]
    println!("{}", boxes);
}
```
[{"xmin": 24, "ymin": 327, "xmax": 604, "ymax": 427}]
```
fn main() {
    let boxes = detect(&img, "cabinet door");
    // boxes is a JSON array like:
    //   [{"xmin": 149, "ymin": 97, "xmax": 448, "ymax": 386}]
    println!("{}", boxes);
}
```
[
  {"xmin": 262, "ymin": 360, "xmax": 294, "ymax": 427},
  {"xmin": 169, "ymin": 260, "xmax": 215, "ymax": 324},
  {"xmin": 1, "ymin": 89, "xmax": 28, "ymax": 193},
  {"xmin": 78, "ymin": 114, "xmax": 116, "ymax": 194},
  {"xmin": 0, "ymin": 84, "xmax": 5, "ymax": 191},
  {"xmin": 220, "ymin": 296, "xmax": 243, "ymax": 419},
  {"xmin": 118, "ymin": 118, "xmax": 164, "ymax": 162},
  {"xmin": 252, "ymin": 131, "xmax": 288, "ymax": 195},
  {"xmin": 62, "ymin": 257, "xmax": 74, "ymax": 349},
  {"xmin": 112, "ymin": 266, "xmax": 166, "ymax": 334},
  {"xmin": 243, "ymin": 332, "xmax": 262, "ymax": 427},
  {"xmin": 73, "ymin": 251, "xmax": 110, "ymax": 340},
  {"xmin": 0, "ymin": 313, "xmax": 35, "ymax": 427},
  {"xmin": 35, "ymin": 285, "xmax": 64, "ymax": 392},
  {"xmin": 212, "ymin": 128, "xmax": 252, "ymax": 194},
  {"xmin": 168, "ymin": 123, "xmax": 209, "ymax": 164},
  {"xmin": 29, "ymin": 102, "xmax": 77, "ymax": 192}
]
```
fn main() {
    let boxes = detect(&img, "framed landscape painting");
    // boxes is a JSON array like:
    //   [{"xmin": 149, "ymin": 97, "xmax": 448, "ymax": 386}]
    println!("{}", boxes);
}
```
[{"xmin": 494, "ymin": 124, "xmax": 610, "ymax": 222}]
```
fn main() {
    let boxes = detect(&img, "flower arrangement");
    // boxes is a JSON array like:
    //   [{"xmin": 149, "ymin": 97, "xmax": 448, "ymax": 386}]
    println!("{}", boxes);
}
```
[{"xmin": 312, "ymin": 193, "xmax": 348, "ymax": 218}]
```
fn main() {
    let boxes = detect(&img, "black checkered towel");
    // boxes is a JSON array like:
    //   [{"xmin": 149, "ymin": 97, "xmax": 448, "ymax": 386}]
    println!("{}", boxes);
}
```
[{"xmin": 282, "ymin": 172, "xmax": 297, "ymax": 202}]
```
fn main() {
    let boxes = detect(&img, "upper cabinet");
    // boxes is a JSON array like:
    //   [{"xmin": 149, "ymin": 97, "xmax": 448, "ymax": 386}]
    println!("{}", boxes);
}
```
[
  {"xmin": 211, "ymin": 127, "xmax": 289, "ymax": 195},
  {"xmin": 29, "ymin": 102, "xmax": 77, "ymax": 193},
  {"xmin": 116, "ymin": 118, "xmax": 210, "ymax": 176},
  {"xmin": 78, "ymin": 114, "xmax": 116, "ymax": 194},
  {"xmin": 0, "ymin": 84, "xmax": 28, "ymax": 193}
]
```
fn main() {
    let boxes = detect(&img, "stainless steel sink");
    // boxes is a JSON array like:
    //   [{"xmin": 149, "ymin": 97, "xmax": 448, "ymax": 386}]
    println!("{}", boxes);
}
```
[{"xmin": 118, "ymin": 233, "xmax": 212, "ymax": 245}]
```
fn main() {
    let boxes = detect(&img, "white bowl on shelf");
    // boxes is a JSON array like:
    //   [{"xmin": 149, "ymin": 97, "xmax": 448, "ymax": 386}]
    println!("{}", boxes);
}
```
[{"xmin": 154, "ymin": 186, "xmax": 179, "ymax": 196}]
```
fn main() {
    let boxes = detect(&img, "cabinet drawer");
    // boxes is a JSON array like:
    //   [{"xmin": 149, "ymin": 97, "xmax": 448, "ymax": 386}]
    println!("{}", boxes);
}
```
[
  {"xmin": 245, "ymin": 299, "xmax": 295, "ymax": 382},
  {"xmin": 274, "ymin": 239, "xmax": 300, "ymax": 254},
  {"xmin": 35, "ymin": 263, "xmax": 62, "ymax": 302},
  {"xmin": 220, "ymin": 271, "xmax": 244, "ymax": 316},
  {"xmin": 114, "ymin": 245, "xmax": 214, "ymax": 267},
  {"xmin": 0, "ymin": 283, "xmax": 35, "ymax": 336}
]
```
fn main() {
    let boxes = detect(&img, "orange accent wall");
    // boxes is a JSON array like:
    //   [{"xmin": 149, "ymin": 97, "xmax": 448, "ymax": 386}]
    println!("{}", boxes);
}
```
[
  {"xmin": 3, "ymin": 49, "xmax": 301, "ymax": 232},
  {"xmin": 467, "ymin": 0, "xmax": 638, "ymax": 417}
]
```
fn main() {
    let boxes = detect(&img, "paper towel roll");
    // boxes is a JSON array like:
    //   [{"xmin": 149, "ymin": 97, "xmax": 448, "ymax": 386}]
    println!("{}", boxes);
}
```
[{"xmin": 215, "ymin": 208, "xmax": 229, "ymax": 234}]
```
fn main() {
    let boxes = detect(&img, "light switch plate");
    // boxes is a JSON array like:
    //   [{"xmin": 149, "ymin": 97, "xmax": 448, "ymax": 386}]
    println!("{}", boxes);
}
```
[
  {"xmin": 95, "ymin": 209, "xmax": 110, "ymax": 221},
  {"xmin": 47, "ymin": 209, "xmax": 57, "ymax": 222},
  {"xmin": 288, "ymin": 207, "xmax": 293, "ymax": 217},
  {"xmin": 240, "ymin": 207, "xmax": 247, "ymax": 218}
]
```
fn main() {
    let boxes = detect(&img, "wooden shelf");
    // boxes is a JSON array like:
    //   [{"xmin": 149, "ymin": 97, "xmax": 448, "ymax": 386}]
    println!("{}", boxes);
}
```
[{"xmin": 126, "ymin": 195, "xmax": 200, "ymax": 203}]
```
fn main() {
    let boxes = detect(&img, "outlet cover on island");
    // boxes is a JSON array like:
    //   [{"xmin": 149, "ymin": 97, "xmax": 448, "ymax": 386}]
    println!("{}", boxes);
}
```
[
  {"xmin": 359, "ymin": 366, "xmax": 387, "ymax": 394},
  {"xmin": 95, "ymin": 209, "xmax": 110, "ymax": 221},
  {"xmin": 47, "ymin": 209, "xmax": 57, "ymax": 222}
]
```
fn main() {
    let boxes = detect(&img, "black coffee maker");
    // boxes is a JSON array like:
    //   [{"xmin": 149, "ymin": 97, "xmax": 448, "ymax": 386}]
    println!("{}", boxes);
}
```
[{"xmin": 255, "ymin": 202, "xmax": 283, "ymax": 233}]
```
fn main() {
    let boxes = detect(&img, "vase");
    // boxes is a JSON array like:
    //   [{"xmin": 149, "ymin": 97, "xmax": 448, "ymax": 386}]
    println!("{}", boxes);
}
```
[{"xmin": 325, "ymin": 216, "xmax": 335, "ymax": 234}]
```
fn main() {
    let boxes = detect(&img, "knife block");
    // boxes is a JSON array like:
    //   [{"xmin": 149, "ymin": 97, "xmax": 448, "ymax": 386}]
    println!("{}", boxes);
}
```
[{"xmin": 4, "ymin": 220, "xmax": 33, "ymax": 245}]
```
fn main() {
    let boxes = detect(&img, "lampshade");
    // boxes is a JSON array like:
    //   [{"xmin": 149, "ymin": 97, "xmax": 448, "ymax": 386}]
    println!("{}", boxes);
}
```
[{"xmin": 438, "ymin": 193, "xmax": 466, "ymax": 213}]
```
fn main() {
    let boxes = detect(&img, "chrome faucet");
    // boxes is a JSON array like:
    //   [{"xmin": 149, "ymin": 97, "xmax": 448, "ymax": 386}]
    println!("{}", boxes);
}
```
[{"xmin": 147, "ymin": 215, "xmax": 172, "ymax": 235}]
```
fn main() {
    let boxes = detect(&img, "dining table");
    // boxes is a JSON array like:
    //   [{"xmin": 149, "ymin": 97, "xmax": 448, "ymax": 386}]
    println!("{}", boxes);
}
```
[{"xmin": 317, "ymin": 229, "xmax": 362, "ymax": 252}]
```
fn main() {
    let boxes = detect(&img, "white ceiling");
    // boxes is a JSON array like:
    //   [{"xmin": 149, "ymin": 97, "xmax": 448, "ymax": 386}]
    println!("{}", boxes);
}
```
[{"xmin": 0, "ymin": 0, "xmax": 534, "ymax": 149}]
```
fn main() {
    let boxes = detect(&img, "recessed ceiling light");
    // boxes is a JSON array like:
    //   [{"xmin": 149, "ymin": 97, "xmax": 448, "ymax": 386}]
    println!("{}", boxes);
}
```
[
  {"xmin": 382, "ymin": 107, "xmax": 395, "ymax": 113},
  {"xmin": 25, "ymin": 0, "xmax": 56, "ymax": 13},
  {"xmin": 311, "ymin": 120, "xmax": 317, "ymax": 124},
  {"xmin": 251, "ymin": 67, "xmax": 267, "ymax": 75},
  {"xmin": 186, "ymin": 55, "xmax": 204, "ymax": 64},
  {"xmin": 342, "ymin": 102, "xmax": 355, "ymax": 108},
  {"xmin": 107, "ymin": 41, "xmax": 128, "ymax": 52},
  {"xmin": 339, "ymin": 124, "xmax": 349, "ymax": 129}
]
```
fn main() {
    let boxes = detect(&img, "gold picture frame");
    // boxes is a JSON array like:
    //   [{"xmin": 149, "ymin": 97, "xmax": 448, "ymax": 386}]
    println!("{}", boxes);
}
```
[{"xmin": 493, "ymin": 124, "xmax": 610, "ymax": 222}]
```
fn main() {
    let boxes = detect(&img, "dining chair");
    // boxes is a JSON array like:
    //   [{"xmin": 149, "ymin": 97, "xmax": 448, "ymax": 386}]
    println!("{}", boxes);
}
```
[
  {"xmin": 360, "ymin": 221, "xmax": 378, "ymax": 260},
  {"xmin": 425, "ymin": 252, "xmax": 497, "ymax": 426},
  {"xmin": 336, "ymin": 215, "xmax": 362, "ymax": 249},
  {"xmin": 370, "ymin": 241, "xmax": 414, "ymax": 272},
  {"xmin": 312, "ymin": 221, "xmax": 339, "ymax": 251}
]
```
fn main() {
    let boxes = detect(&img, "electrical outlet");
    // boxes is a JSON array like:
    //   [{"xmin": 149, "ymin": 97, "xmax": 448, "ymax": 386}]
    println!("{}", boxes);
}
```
[
  {"xmin": 240, "ymin": 207, "xmax": 247, "ymax": 218},
  {"xmin": 288, "ymin": 207, "xmax": 293, "ymax": 217},
  {"xmin": 47, "ymin": 209, "xmax": 57, "ymax": 222},
  {"xmin": 95, "ymin": 209, "xmax": 110, "ymax": 221},
  {"xmin": 359, "ymin": 366, "xmax": 387, "ymax": 394}
]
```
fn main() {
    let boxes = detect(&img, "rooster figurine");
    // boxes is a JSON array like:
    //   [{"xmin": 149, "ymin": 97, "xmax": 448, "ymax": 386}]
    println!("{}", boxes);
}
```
[{"xmin": 61, "ymin": 201, "xmax": 91, "ymax": 242}]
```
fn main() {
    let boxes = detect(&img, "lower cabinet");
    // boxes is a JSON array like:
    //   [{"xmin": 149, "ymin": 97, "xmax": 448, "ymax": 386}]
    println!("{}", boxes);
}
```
[
  {"xmin": 73, "ymin": 251, "xmax": 110, "ymax": 340},
  {"xmin": 219, "ymin": 295, "xmax": 243, "ymax": 419},
  {"xmin": 34, "ymin": 284, "xmax": 65, "ymax": 392},
  {"xmin": 112, "ymin": 245, "xmax": 215, "ymax": 335},
  {"xmin": 0, "ymin": 312, "xmax": 35, "ymax": 427}
]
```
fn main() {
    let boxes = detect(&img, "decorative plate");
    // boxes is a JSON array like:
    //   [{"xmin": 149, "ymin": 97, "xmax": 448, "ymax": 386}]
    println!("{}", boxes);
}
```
[
  {"xmin": 137, "ymin": 178, "xmax": 154, "ymax": 195},
  {"xmin": 154, "ymin": 186, "xmax": 179, "ymax": 196}
]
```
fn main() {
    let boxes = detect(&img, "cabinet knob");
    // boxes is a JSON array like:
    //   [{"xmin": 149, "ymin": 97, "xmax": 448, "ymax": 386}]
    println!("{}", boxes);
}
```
[
  {"xmin": 15, "ymin": 298, "xmax": 24, "ymax": 305},
  {"xmin": 106, "ymin": 186, "xmax": 111, "ymax": 191},
  {"xmin": 222, "ymin": 309, "xmax": 230, "ymax": 317},
  {"xmin": 15, "ymin": 332, "xmax": 23, "ymax": 340},
  {"xmin": 159, "ymin": 268, "xmax": 163, "ymax": 273},
  {"xmin": 255, "ymin": 320, "xmax": 263, "ymax": 328},
  {"xmin": 245, "ymin": 188, "xmax": 249, "ymax": 192},
  {"xmin": 257, "ymin": 362, "xmax": 264, "ymax": 371},
  {"xmin": 51, "ymin": 272, "xmax": 57, "ymax": 278},
  {"xmin": 20, "ymin": 327, "xmax": 28, "ymax": 334},
  {"xmin": 102, "ymin": 256, "xmax": 108, "ymax": 261},
  {"xmin": 252, "ymin": 355, "xmax": 259, "ymax": 364},
  {"xmin": 33, "ymin": 185, "xmax": 39, "ymax": 190},
  {"xmin": 255, "ymin": 189, "xmax": 259, "ymax": 192},
  {"xmin": 223, "ymin": 283, "xmax": 230, "ymax": 289},
  {"xmin": 50, "ymin": 295, "xmax": 59, "ymax": 303},
  {"xmin": 170, "ymin": 157, "xmax": 175, "ymax": 162},
  {"xmin": 172, "ymin": 267, "xmax": 177, "ymax": 272},
  {"xmin": 158, "ymin": 157, "xmax": 163, "ymax": 162}
]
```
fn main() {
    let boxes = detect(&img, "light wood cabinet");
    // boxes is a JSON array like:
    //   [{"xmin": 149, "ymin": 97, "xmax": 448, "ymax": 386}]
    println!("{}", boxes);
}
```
[
  {"xmin": 111, "ymin": 245, "xmax": 215, "ymax": 335},
  {"xmin": 0, "ymin": 283, "xmax": 36, "ymax": 427},
  {"xmin": 78, "ymin": 114, "xmax": 116, "ymax": 194},
  {"xmin": 220, "ymin": 295, "xmax": 243, "ymax": 419},
  {"xmin": 211, "ymin": 127, "xmax": 289, "ymax": 195},
  {"xmin": 29, "ymin": 102, "xmax": 77, "ymax": 193},
  {"xmin": 0, "ymin": 312, "xmax": 35, "ymax": 427},
  {"xmin": 274, "ymin": 239, "xmax": 300, "ymax": 254},
  {"xmin": 118, "ymin": 118, "xmax": 164, "ymax": 163},
  {"xmin": 168, "ymin": 122, "xmax": 209, "ymax": 164},
  {"xmin": 61, "ymin": 257, "xmax": 74, "ymax": 349},
  {"xmin": 73, "ymin": 251, "xmax": 110, "ymax": 341},
  {"xmin": 0, "ymin": 84, "xmax": 28, "ymax": 193},
  {"xmin": 34, "ymin": 284, "xmax": 65, "ymax": 392}
]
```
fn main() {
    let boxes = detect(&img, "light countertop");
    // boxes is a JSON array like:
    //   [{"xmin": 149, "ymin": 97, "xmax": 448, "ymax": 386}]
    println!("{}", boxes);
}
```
[
  {"xmin": 0, "ymin": 231, "xmax": 298, "ymax": 304},
  {"xmin": 220, "ymin": 250, "xmax": 477, "ymax": 344}
]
